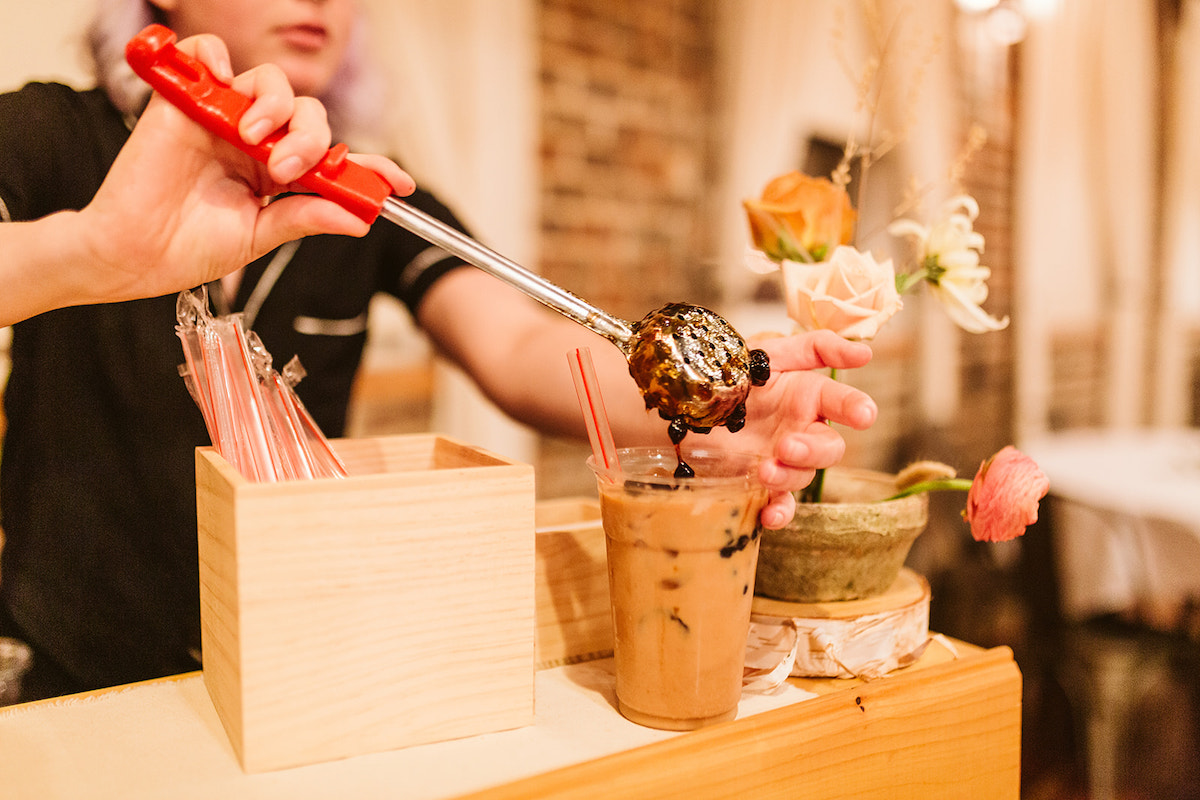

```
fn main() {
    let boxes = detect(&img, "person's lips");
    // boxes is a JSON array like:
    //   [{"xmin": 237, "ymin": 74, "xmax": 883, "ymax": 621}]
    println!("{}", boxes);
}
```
[{"xmin": 277, "ymin": 24, "xmax": 328, "ymax": 51}]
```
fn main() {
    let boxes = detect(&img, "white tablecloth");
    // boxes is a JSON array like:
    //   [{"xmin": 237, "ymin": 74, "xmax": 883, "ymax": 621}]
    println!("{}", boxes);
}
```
[
  {"xmin": 0, "ymin": 660, "xmax": 817, "ymax": 800},
  {"xmin": 1022, "ymin": 428, "xmax": 1200, "ymax": 625}
]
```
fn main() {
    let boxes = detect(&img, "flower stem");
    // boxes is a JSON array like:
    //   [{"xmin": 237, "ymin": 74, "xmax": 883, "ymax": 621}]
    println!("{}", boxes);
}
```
[
  {"xmin": 884, "ymin": 477, "xmax": 973, "ymax": 501},
  {"xmin": 802, "ymin": 466, "xmax": 827, "ymax": 504},
  {"xmin": 895, "ymin": 267, "xmax": 928, "ymax": 295},
  {"xmin": 799, "ymin": 367, "xmax": 838, "ymax": 504}
]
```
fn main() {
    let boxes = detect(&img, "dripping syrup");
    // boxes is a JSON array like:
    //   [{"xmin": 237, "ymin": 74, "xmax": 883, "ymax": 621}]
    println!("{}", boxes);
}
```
[{"xmin": 667, "ymin": 417, "xmax": 694, "ymax": 479}]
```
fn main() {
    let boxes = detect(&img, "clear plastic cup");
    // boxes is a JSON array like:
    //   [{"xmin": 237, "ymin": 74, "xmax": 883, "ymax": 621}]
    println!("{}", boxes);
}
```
[{"xmin": 588, "ymin": 447, "xmax": 768, "ymax": 730}]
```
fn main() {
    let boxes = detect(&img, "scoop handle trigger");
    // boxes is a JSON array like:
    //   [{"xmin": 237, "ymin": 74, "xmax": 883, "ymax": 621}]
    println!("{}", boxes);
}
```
[{"xmin": 124, "ymin": 24, "xmax": 389, "ymax": 224}]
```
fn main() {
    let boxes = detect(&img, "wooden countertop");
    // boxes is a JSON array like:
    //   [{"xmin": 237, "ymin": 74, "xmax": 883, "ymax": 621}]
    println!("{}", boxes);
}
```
[
  {"xmin": 0, "ymin": 637, "xmax": 1019, "ymax": 800},
  {"xmin": 0, "ymin": 497, "xmax": 1021, "ymax": 798}
]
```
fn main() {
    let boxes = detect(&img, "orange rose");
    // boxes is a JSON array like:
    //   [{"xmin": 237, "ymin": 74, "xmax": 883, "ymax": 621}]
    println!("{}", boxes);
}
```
[
  {"xmin": 743, "ymin": 171, "xmax": 857, "ymax": 262},
  {"xmin": 964, "ymin": 446, "xmax": 1050, "ymax": 542}
]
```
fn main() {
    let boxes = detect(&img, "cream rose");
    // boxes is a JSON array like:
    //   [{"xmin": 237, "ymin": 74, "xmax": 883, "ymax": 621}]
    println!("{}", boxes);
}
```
[{"xmin": 780, "ymin": 245, "xmax": 902, "ymax": 340}]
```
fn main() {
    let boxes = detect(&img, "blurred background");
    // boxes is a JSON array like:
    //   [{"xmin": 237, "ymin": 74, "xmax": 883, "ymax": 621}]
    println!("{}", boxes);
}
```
[{"xmin": 3, "ymin": 1, "xmax": 1199, "ymax": 797}]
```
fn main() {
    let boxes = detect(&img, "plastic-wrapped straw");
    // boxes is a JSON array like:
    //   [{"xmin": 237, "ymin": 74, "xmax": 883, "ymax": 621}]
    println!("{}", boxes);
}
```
[
  {"xmin": 175, "ymin": 288, "xmax": 346, "ymax": 482},
  {"xmin": 277, "ymin": 356, "xmax": 348, "ymax": 479},
  {"xmin": 198, "ymin": 314, "xmax": 246, "ymax": 475},
  {"xmin": 260, "ymin": 371, "xmax": 316, "ymax": 481},
  {"xmin": 219, "ymin": 315, "xmax": 282, "ymax": 482},
  {"xmin": 176, "ymin": 291, "xmax": 222, "ymax": 455},
  {"xmin": 244, "ymin": 332, "xmax": 314, "ymax": 481}
]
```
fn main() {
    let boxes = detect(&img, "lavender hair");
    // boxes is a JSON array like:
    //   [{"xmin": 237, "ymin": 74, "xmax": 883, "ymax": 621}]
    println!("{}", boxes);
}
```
[{"xmin": 84, "ymin": 0, "xmax": 386, "ymax": 144}]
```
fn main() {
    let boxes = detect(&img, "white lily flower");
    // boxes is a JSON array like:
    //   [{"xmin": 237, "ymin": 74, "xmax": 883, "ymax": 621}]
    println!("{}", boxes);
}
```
[
  {"xmin": 888, "ymin": 194, "xmax": 1009, "ymax": 333},
  {"xmin": 930, "ymin": 278, "xmax": 1010, "ymax": 333}
]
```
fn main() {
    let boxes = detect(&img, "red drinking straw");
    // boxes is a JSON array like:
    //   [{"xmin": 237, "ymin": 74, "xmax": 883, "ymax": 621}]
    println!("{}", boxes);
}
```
[{"xmin": 568, "ymin": 347, "xmax": 621, "ymax": 482}]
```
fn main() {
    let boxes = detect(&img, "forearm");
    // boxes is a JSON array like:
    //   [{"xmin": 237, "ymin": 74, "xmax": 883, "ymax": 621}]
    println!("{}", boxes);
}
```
[
  {"xmin": 417, "ymin": 269, "xmax": 668, "ymax": 444},
  {"xmin": 488, "ymin": 314, "xmax": 669, "ymax": 444},
  {"xmin": 0, "ymin": 211, "xmax": 107, "ymax": 326}
]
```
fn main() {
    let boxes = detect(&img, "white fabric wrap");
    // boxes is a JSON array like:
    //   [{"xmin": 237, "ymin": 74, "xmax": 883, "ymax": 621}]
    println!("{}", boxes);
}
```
[{"xmin": 744, "ymin": 580, "xmax": 934, "ymax": 685}]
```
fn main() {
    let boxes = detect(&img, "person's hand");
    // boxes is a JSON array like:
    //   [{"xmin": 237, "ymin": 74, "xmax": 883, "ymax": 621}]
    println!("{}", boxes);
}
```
[
  {"xmin": 707, "ymin": 329, "xmax": 877, "ymax": 529},
  {"xmin": 78, "ymin": 33, "xmax": 414, "ymax": 304}
]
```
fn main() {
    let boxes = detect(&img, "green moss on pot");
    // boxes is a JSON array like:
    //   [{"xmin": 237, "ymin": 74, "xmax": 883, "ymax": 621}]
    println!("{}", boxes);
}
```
[{"xmin": 754, "ymin": 467, "xmax": 929, "ymax": 602}]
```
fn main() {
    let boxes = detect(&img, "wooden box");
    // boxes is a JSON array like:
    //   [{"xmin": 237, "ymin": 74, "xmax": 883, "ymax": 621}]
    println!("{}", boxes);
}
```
[
  {"xmin": 194, "ymin": 434, "xmax": 537, "ymax": 773},
  {"xmin": 533, "ymin": 498, "xmax": 611, "ymax": 668}
]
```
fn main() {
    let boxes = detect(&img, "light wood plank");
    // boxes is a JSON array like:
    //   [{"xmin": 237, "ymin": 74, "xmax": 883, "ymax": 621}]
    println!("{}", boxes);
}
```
[
  {"xmin": 454, "ymin": 645, "xmax": 1021, "ymax": 800},
  {"xmin": 196, "ymin": 434, "xmax": 538, "ymax": 772},
  {"xmin": 534, "ymin": 498, "xmax": 611, "ymax": 668}
]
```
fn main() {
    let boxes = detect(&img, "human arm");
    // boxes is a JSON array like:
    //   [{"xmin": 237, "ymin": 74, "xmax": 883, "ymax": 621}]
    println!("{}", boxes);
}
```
[
  {"xmin": 417, "ymin": 268, "xmax": 877, "ymax": 528},
  {"xmin": 0, "ymin": 34, "xmax": 414, "ymax": 327}
]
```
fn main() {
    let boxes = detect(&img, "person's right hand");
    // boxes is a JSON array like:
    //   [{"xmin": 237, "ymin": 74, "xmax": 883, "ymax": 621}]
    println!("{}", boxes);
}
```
[{"xmin": 78, "ymin": 33, "xmax": 414, "ymax": 305}]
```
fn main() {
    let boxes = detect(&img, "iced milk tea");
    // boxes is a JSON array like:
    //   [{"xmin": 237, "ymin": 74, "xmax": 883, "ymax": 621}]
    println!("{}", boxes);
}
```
[{"xmin": 591, "ymin": 447, "xmax": 768, "ymax": 730}]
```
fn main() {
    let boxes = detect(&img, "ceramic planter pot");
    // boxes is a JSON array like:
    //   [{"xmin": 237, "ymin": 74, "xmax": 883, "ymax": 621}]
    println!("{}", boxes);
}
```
[{"xmin": 754, "ymin": 467, "xmax": 929, "ymax": 602}]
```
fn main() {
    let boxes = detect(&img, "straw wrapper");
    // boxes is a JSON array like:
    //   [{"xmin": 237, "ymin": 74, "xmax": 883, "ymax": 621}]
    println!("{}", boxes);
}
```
[{"xmin": 176, "ymin": 288, "xmax": 347, "ymax": 482}]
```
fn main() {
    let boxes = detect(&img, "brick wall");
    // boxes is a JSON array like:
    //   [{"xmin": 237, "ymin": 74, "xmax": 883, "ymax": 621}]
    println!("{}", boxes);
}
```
[
  {"xmin": 537, "ymin": 0, "xmax": 719, "ymax": 320},
  {"xmin": 953, "ymin": 68, "xmax": 1017, "ymax": 470},
  {"xmin": 535, "ymin": 0, "xmax": 719, "ymax": 497}
]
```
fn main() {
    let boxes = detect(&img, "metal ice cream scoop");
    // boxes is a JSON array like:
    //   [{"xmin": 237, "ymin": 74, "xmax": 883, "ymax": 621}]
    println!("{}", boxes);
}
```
[
  {"xmin": 125, "ymin": 25, "xmax": 770, "ymax": 432},
  {"xmin": 369, "ymin": 201, "xmax": 770, "ymax": 434}
]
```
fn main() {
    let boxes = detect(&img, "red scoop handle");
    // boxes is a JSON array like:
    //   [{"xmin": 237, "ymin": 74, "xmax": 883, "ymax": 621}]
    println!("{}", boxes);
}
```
[{"xmin": 125, "ymin": 24, "xmax": 390, "ymax": 224}]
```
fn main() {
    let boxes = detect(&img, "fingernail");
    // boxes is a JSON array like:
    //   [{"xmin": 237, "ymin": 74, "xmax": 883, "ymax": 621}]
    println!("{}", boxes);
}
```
[
  {"xmin": 244, "ymin": 118, "xmax": 274, "ymax": 144},
  {"xmin": 774, "ymin": 442, "xmax": 804, "ymax": 469},
  {"xmin": 274, "ymin": 155, "xmax": 303, "ymax": 183}
]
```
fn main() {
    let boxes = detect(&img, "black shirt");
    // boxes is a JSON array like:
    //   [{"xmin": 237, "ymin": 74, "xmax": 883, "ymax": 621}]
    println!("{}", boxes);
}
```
[{"xmin": 0, "ymin": 82, "xmax": 469, "ymax": 690}]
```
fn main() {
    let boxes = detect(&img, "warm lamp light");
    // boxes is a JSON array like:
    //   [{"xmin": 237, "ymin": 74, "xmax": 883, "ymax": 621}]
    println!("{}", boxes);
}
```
[{"xmin": 955, "ymin": 0, "xmax": 1000, "ymax": 11}]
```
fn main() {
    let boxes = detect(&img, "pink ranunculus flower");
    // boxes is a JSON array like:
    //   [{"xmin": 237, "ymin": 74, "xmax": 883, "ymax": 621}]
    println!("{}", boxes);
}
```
[
  {"xmin": 963, "ymin": 446, "xmax": 1050, "ymax": 542},
  {"xmin": 779, "ymin": 245, "xmax": 902, "ymax": 341}
]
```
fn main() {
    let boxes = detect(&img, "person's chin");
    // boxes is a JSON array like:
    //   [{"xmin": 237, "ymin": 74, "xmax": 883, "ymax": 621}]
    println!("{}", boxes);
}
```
[{"xmin": 276, "ymin": 58, "xmax": 338, "ymax": 98}]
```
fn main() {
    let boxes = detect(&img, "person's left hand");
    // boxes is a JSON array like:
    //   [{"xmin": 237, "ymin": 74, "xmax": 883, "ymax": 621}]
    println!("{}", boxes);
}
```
[{"xmin": 706, "ymin": 329, "xmax": 877, "ymax": 529}]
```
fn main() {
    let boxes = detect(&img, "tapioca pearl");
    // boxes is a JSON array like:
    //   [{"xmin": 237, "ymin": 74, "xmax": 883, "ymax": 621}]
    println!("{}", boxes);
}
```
[
  {"xmin": 750, "ymin": 349, "xmax": 771, "ymax": 385},
  {"xmin": 719, "ymin": 534, "xmax": 752, "ymax": 558}
]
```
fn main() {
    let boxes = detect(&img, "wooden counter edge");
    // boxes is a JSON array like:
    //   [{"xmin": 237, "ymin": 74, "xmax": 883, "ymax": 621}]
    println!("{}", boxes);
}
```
[
  {"xmin": 451, "ymin": 644, "xmax": 1022, "ymax": 800},
  {"xmin": 5, "ymin": 641, "xmax": 1021, "ymax": 800},
  {"xmin": 8, "ymin": 670, "xmax": 202, "ymax": 710}
]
